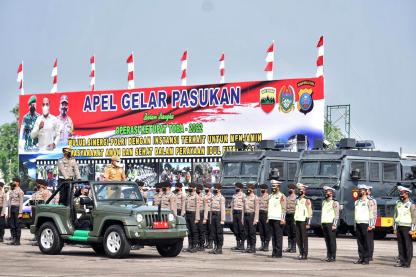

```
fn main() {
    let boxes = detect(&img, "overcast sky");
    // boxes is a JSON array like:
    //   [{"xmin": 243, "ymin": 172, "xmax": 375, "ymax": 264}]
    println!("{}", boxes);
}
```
[{"xmin": 1, "ymin": 0, "xmax": 415, "ymax": 153}]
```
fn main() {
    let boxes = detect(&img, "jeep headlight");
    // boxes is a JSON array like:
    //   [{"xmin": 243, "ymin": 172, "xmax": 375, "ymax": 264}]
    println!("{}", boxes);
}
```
[
  {"xmin": 168, "ymin": 213, "xmax": 175, "ymax": 222},
  {"xmin": 136, "ymin": 214, "xmax": 144, "ymax": 223}
]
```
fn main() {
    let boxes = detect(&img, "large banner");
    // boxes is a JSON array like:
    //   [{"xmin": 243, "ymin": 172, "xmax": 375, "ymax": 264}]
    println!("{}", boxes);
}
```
[{"xmin": 19, "ymin": 78, "xmax": 324, "ymax": 186}]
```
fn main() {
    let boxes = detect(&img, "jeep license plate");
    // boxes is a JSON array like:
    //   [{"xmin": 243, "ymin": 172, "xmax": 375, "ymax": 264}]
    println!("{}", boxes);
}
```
[{"xmin": 153, "ymin": 221, "xmax": 169, "ymax": 229}]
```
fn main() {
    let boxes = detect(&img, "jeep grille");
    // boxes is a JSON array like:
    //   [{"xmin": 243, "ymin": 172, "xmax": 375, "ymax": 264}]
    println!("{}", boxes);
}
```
[{"xmin": 144, "ymin": 213, "xmax": 169, "ymax": 228}]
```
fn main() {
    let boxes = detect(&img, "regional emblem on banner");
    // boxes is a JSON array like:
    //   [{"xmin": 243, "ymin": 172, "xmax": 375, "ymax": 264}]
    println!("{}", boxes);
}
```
[
  {"xmin": 297, "ymin": 88, "xmax": 314, "ymax": 115},
  {"xmin": 278, "ymin": 85, "xmax": 295, "ymax": 113},
  {"xmin": 259, "ymin": 87, "xmax": 276, "ymax": 113}
]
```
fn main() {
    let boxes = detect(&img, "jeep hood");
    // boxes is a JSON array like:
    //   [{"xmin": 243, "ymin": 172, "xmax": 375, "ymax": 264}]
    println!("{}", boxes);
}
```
[{"xmin": 98, "ymin": 203, "xmax": 171, "ymax": 214}]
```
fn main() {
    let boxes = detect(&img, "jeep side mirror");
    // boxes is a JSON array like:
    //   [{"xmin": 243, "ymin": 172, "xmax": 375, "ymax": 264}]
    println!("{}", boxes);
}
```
[
  {"xmin": 350, "ymin": 168, "xmax": 361, "ymax": 180},
  {"xmin": 80, "ymin": 197, "xmax": 93, "ymax": 206},
  {"xmin": 269, "ymin": 168, "xmax": 280, "ymax": 180}
]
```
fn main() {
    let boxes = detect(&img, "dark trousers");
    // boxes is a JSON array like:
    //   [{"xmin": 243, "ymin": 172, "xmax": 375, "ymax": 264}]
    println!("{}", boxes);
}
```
[
  {"xmin": 285, "ymin": 213, "xmax": 296, "ymax": 249},
  {"xmin": 368, "ymin": 229, "xmax": 374, "ymax": 259},
  {"xmin": 244, "ymin": 213, "xmax": 256, "ymax": 247},
  {"xmin": 196, "ymin": 211, "xmax": 205, "ymax": 246},
  {"xmin": 269, "ymin": 219, "xmax": 283, "ymax": 257},
  {"xmin": 397, "ymin": 226, "xmax": 413, "ymax": 267},
  {"xmin": 210, "ymin": 212, "xmax": 223, "ymax": 247},
  {"xmin": 258, "ymin": 211, "xmax": 271, "ymax": 242},
  {"xmin": 322, "ymin": 223, "xmax": 337, "ymax": 259},
  {"xmin": 8, "ymin": 206, "xmax": 21, "ymax": 241},
  {"xmin": 356, "ymin": 223, "xmax": 370, "ymax": 262},
  {"xmin": 0, "ymin": 207, "xmax": 5, "ymax": 239},
  {"xmin": 296, "ymin": 221, "xmax": 308, "ymax": 257},
  {"xmin": 232, "ymin": 211, "xmax": 245, "ymax": 241},
  {"xmin": 185, "ymin": 212, "xmax": 198, "ymax": 247}
]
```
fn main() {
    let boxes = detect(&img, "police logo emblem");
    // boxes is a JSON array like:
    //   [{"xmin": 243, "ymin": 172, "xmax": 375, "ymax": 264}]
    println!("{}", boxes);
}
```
[
  {"xmin": 278, "ymin": 85, "xmax": 295, "ymax": 113},
  {"xmin": 259, "ymin": 87, "xmax": 276, "ymax": 113},
  {"xmin": 297, "ymin": 88, "xmax": 314, "ymax": 115}
]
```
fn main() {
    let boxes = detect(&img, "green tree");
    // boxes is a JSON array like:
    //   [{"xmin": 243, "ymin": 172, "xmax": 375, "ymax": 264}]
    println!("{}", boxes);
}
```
[
  {"xmin": 0, "ymin": 104, "xmax": 19, "ymax": 184},
  {"xmin": 324, "ymin": 120, "xmax": 345, "ymax": 149}
]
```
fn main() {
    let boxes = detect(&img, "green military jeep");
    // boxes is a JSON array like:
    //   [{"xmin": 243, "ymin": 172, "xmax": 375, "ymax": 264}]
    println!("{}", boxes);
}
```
[{"xmin": 30, "ymin": 181, "xmax": 187, "ymax": 258}]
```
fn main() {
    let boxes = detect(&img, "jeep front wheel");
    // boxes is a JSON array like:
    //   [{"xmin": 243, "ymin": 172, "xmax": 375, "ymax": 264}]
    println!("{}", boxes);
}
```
[
  {"xmin": 103, "ymin": 225, "xmax": 130, "ymax": 258},
  {"xmin": 38, "ymin": 222, "xmax": 64, "ymax": 255},
  {"xmin": 156, "ymin": 239, "xmax": 183, "ymax": 257}
]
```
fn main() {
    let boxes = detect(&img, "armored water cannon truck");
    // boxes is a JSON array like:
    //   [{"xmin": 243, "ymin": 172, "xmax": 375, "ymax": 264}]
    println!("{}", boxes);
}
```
[
  {"xmin": 220, "ymin": 135, "xmax": 306, "ymax": 227},
  {"xmin": 296, "ymin": 138, "xmax": 403, "ymax": 238}
]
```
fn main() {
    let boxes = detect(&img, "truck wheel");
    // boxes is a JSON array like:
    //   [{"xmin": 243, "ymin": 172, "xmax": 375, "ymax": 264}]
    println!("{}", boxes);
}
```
[
  {"xmin": 91, "ymin": 244, "xmax": 105, "ymax": 255},
  {"xmin": 156, "ymin": 239, "xmax": 183, "ymax": 257},
  {"xmin": 103, "ymin": 225, "xmax": 130, "ymax": 258},
  {"xmin": 38, "ymin": 222, "xmax": 64, "ymax": 255}
]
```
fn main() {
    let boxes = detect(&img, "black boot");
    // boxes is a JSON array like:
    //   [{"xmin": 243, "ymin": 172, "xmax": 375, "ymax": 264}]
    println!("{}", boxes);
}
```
[
  {"xmin": 239, "ymin": 240, "xmax": 246, "ymax": 251},
  {"xmin": 198, "ymin": 242, "xmax": 205, "ymax": 251},
  {"xmin": 214, "ymin": 246, "xmax": 223, "ymax": 254},
  {"xmin": 189, "ymin": 242, "xmax": 198, "ymax": 253},
  {"xmin": 290, "ymin": 239, "xmax": 296, "ymax": 253},
  {"xmin": 245, "ymin": 242, "xmax": 251, "ymax": 253},
  {"xmin": 14, "ymin": 236, "xmax": 21, "ymax": 246},
  {"xmin": 231, "ymin": 239, "xmax": 240, "ymax": 251},
  {"xmin": 206, "ymin": 240, "xmax": 213, "ymax": 249},
  {"xmin": 284, "ymin": 240, "xmax": 292, "ymax": 252},
  {"xmin": 209, "ymin": 244, "xmax": 217, "ymax": 254},
  {"xmin": 247, "ymin": 243, "xmax": 256, "ymax": 253},
  {"xmin": 263, "ymin": 240, "xmax": 269, "ymax": 252}
]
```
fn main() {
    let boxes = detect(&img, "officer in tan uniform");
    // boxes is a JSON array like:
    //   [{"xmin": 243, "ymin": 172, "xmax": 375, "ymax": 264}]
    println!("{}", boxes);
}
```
[
  {"xmin": 203, "ymin": 183, "xmax": 214, "ymax": 249},
  {"xmin": 257, "ymin": 183, "xmax": 271, "ymax": 251},
  {"xmin": 31, "ymin": 179, "xmax": 53, "ymax": 245},
  {"xmin": 135, "ymin": 180, "xmax": 147, "ymax": 203},
  {"xmin": 0, "ymin": 182, "xmax": 6, "ymax": 242},
  {"xmin": 231, "ymin": 182, "xmax": 246, "ymax": 251},
  {"xmin": 244, "ymin": 184, "xmax": 259, "ymax": 253},
  {"xmin": 184, "ymin": 183, "xmax": 199, "ymax": 253},
  {"xmin": 207, "ymin": 183, "xmax": 225, "ymax": 254},
  {"xmin": 57, "ymin": 146, "xmax": 81, "ymax": 182},
  {"xmin": 196, "ymin": 184, "xmax": 205, "ymax": 251},
  {"xmin": 6, "ymin": 178, "xmax": 24, "ymax": 245},
  {"xmin": 104, "ymin": 155, "xmax": 126, "ymax": 181},
  {"xmin": 160, "ymin": 182, "xmax": 177, "ymax": 215},
  {"xmin": 153, "ymin": 183, "xmax": 162, "ymax": 206},
  {"xmin": 174, "ymin": 182, "xmax": 186, "ymax": 216}
]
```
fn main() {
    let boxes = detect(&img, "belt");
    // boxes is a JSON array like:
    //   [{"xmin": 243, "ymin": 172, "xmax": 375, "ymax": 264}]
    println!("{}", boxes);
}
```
[
  {"xmin": 244, "ymin": 212, "xmax": 254, "ymax": 216},
  {"xmin": 211, "ymin": 211, "xmax": 220, "ymax": 215},
  {"xmin": 233, "ymin": 210, "xmax": 242, "ymax": 214},
  {"xmin": 259, "ymin": 210, "xmax": 268, "ymax": 214},
  {"xmin": 186, "ymin": 211, "xmax": 196, "ymax": 214}
]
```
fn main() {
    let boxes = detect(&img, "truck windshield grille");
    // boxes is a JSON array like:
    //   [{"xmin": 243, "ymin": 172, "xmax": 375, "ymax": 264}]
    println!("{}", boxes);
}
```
[{"xmin": 144, "ymin": 213, "xmax": 168, "ymax": 228}]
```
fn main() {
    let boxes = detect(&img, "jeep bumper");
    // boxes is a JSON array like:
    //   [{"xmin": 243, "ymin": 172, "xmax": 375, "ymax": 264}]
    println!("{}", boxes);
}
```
[{"xmin": 124, "ymin": 225, "xmax": 187, "ymax": 240}]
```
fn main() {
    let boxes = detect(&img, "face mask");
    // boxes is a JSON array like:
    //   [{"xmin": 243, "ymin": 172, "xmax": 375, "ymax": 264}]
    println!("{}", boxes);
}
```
[
  {"xmin": 204, "ymin": 189, "xmax": 209, "ymax": 193},
  {"xmin": 61, "ymin": 107, "xmax": 68, "ymax": 116},
  {"xmin": 298, "ymin": 191, "xmax": 304, "ymax": 196},
  {"xmin": 174, "ymin": 189, "xmax": 179, "ymax": 193},
  {"xmin": 155, "ymin": 189, "xmax": 160, "ymax": 193},
  {"xmin": 187, "ymin": 189, "xmax": 193, "ymax": 193},
  {"xmin": 261, "ymin": 189, "xmax": 266, "ymax": 194},
  {"xmin": 30, "ymin": 105, "xmax": 36, "ymax": 114},
  {"xmin": 357, "ymin": 192, "xmax": 363, "ymax": 198},
  {"xmin": 11, "ymin": 184, "xmax": 16, "ymax": 190},
  {"xmin": 42, "ymin": 105, "xmax": 49, "ymax": 116},
  {"xmin": 196, "ymin": 190, "xmax": 201, "ymax": 195},
  {"xmin": 213, "ymin": 189, "xmax": 218, "ymax": 194},
  {"xmin": 65, "ymin": 152, "xmax": 72, "ymax": 158},
  {"xmin": 247, "ymin": 190, "xmax": 253, "ymax": 194},
  {"xmin": 162, "ymin": 188, "xmax": 167, "ymax": 192},
  {"xmin": 235, "ymin": 188, "xmax": 240, "ymax": 193},
  {"xmin": 325, "ymin": 193, "xmax": 331, "ymax": 199},
  {"xmin": 288, "ymin": 189, "xmax": 294, "ymax": 194}
]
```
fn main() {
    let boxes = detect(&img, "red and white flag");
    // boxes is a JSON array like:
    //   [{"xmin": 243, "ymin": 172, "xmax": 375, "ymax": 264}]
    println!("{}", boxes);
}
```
[
  {"xmin": 90, "ymin": 55, "xmax": 96, "ymax": 91},
  {"xmin": 51, "ymin": 58, "xmax": 58, "ymax": 93},
  {"xmin": 17, "ymin": 62, "xmax": 24, "ymax": 95},
  {"xmin": 316, "ymin": 36, "xmax": 324, "ymax": 77},
  {"xmin": 219, "ymin": 53, "xmax": 225, "ymax": 84},
  {"xmin": 127, "ymin": 53, "xmax": 135, "ymax": 89},
  {"xmin": 264, "ymin": 41, "xmax": 275, "ymax": 80},
  {"xmin": 180, "ymin": 50, "xmax": 188, "ymax": 86}
]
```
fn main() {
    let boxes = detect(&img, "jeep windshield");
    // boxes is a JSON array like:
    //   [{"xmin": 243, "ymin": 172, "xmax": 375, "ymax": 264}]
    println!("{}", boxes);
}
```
[
  {"xmin": 222, "ymin": 162, "xmax": 259, "ymax": 186},
  {"xmin": 93, "ymin": 183, "xmax": 143, "ymax": 201}
]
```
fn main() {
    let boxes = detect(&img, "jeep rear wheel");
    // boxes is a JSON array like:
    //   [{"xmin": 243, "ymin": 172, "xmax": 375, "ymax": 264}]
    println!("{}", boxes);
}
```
[
  {"xmin": 103, "ymin": 225, "xmax": 130, "ymax": 258},
  {"xmin": 38, "ymin": 222, "xmax": 64, "ymax": 255},
  {"xmin": 156, "ymin": 239, "xmax": 183, "ymax": 257}
]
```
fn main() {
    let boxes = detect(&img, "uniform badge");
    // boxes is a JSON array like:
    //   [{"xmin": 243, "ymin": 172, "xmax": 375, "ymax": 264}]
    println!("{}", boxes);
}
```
[
  {"xmin": 297, "ymin": 88, "xmax": 314, "ymax": 115},
  {"xmin": 278, "ymin": 85, "xmax": 295, "ymax": 113},
  {"xmin": 259, "ymin": 87, "xmax": 276, "ymax": 113}
]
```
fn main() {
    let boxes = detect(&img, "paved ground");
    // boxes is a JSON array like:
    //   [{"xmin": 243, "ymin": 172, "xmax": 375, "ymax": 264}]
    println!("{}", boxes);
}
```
[{"xmin": 0, "ymin": 229, "xmax": 414, "ymax": 277}]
